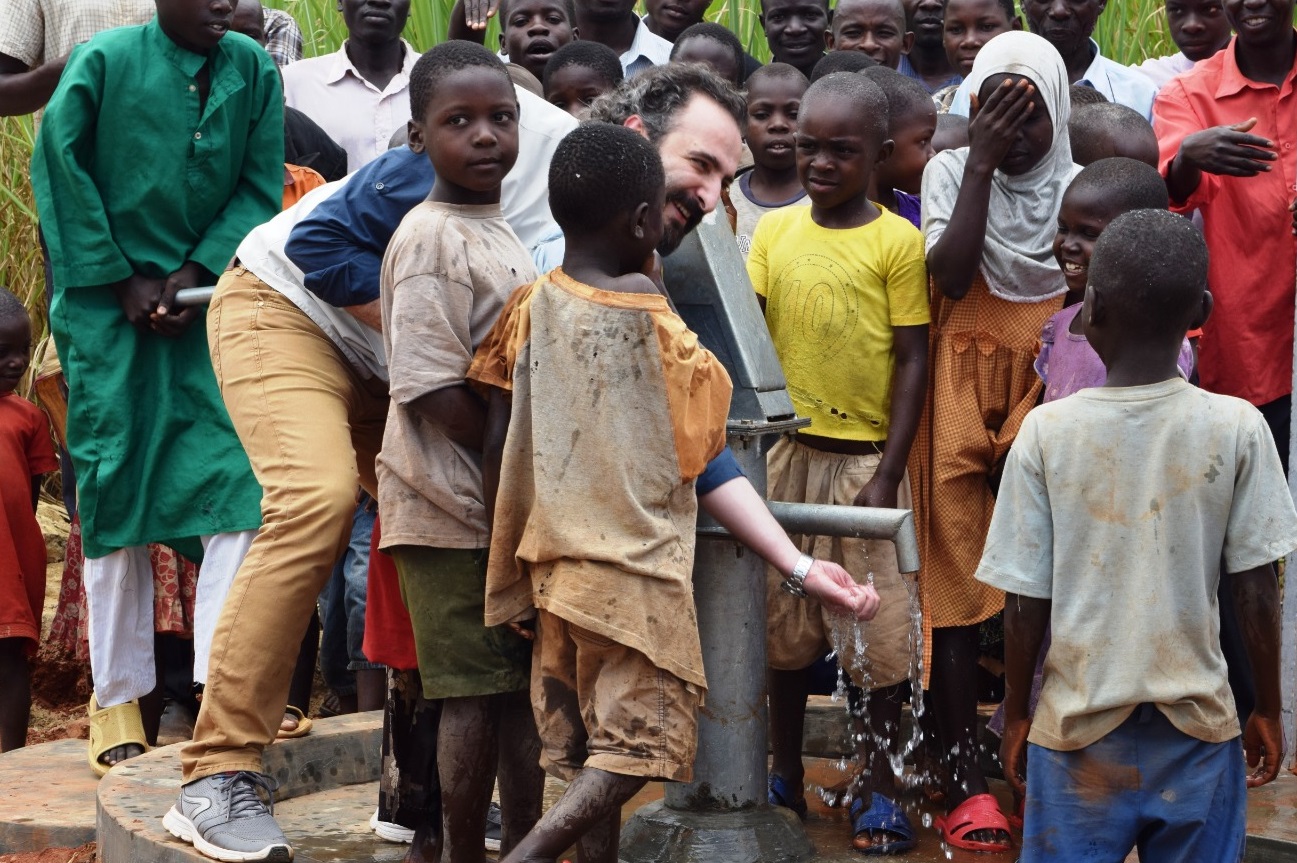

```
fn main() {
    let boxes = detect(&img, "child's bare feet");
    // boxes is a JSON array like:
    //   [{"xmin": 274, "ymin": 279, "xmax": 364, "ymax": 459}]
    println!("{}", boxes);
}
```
[{"xmin": 403, "ymin": 823, "xmax": 441, "ymax": 863}]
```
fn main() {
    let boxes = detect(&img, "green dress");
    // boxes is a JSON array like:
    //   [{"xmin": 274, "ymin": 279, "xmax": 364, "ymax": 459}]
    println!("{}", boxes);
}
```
[{"xmin": 30, "ymin": 20, "xmax": 283, "ymax": 560}]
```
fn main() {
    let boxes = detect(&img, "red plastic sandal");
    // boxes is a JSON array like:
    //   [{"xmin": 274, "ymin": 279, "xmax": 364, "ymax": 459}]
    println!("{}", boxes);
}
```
[{"xmin": 935, "ymin": 793, "xmax": 1012, "ymax": 854}]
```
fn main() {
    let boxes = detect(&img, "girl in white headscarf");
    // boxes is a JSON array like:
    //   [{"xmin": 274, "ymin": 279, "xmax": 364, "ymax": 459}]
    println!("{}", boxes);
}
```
[{"xmin": 909, "ymin": 30, "xmax": 1077, "ymax": 855}]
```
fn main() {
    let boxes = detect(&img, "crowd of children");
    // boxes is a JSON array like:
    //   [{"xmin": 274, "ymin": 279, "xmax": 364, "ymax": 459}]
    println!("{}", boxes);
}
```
[{"xmin": 4, "ymin": 0, "xmax": 1297, "ymax": 860}]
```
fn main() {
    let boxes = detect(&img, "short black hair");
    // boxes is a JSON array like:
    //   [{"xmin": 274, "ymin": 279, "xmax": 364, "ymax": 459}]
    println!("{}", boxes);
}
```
[
  {"xmin": 588, "ymin": 63, "xmax": 745, "ymax": 142},
  {"xmin": 760, "ymin": 0, "xmax": 830, "ymax": 10},
  {"xmin": 933, "ymin": 111, "xmax": 968, "ymax": 151},
  {"xmin": 544, "ymin": 40, "xmax": 624, "ymax": 90},
  {"xmin": 1089, "ymin": 209, "xmax": 1207, "ymax": 336},
  {"xmin": 744, "ymin": 61, "xmax": 810, "ymax": 95},
  {"xmin": 548, "ymin": 122, "xmax": 665, "ymax": 236},
  {"xmin": 862, "ymin": 65, "xmax": 935, "ymax": 132},
  {"xmin": 1069, "ymin": 83, "xmax": 1108, "ymax": 107},
  {"xmin": 1067, "ymin": 156, "xmax": 1169, "ymax": 214},
  {"xmin": 810, "ymin": 49, "xmax": 877, "ymax": 81},
  {"xmin": 1069, "ymin": 102, "xmax": 1159, "ymax": 167},
  {"xmin": 671, "ymin": 23, "xmax": 746, "ymax": 76},
  {"xmin": 0, "ymin": 287, "xmax": 28, "ymax": 326},
  {"xmin": 409, "ymin": 41, "xmax": 512, "ymax": 123},
  {"xmin": 499, "ymin": 0, "xmax": 577, "ymax": 24},
  {"xmin": 802, "ymin": 71, "xmax": 888, "ymax": 140},
  {"xmin": 945, "ymin": 0, "xmax": 1017, "ymax": 24}
]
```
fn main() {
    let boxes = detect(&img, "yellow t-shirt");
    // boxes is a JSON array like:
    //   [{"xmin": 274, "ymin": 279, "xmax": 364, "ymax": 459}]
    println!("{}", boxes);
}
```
[{"xmin": 747, "ymin": 205, "xmax": 929, "ymax": 441}]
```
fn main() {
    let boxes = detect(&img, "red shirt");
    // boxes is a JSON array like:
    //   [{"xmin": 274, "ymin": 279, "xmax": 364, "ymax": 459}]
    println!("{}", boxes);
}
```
[
  {"xmin": 1154, "ymin": 36, "xmax": 1297, "ymax": 406},
  {"xmin": 0, "ymin": 393, "xmax": 58, "ymax": 645}
]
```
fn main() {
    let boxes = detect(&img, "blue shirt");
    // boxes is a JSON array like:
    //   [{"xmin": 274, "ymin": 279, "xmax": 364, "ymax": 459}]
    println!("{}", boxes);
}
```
[
  {"xmin": 898, "ymin": 54, "xmax": 962, "ymax": 94},
  {"xmin": 696, "ymin": 446, "xmax": 743, "ymax": 495},
  {"xmin": 285, "ymin": 145, "xmax": 431, "ymax": 307}
]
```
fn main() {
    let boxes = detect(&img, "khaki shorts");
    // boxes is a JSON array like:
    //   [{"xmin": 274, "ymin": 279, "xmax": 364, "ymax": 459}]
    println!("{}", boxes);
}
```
[
  {"xmin": 532, "ymin": 609, "xmax": 700, "ymax": 783},
  {"xmin": 765, "ymin": 437, "xmax": 919, "ymax": 689}
]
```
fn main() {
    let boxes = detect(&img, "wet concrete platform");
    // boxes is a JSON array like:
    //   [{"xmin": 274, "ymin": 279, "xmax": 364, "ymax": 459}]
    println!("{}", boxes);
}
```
[{"xmin": 5, "ymin": 710, "xmax": 1297, "ymax": 861}]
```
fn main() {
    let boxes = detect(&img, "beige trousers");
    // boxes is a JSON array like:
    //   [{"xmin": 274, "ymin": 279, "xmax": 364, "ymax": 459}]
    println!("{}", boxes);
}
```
[{"xmin": 181, "ymin": 268, "xmax": 388, "ymax": 780}]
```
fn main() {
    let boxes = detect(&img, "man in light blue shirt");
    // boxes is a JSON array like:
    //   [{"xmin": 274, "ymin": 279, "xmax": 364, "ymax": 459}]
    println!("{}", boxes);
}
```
[{"xmin": 1021, "ymin": 0, "xmax": 1155, "ymax": 116}]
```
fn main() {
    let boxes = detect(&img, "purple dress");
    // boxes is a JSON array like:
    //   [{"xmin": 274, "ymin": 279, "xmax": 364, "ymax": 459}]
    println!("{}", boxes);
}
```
[
  {"xmin": 895, "ymin": 190, "xmax": 922, "ymax": 229},
  {"xmin": 1035, "ymin": 305, "xmax": 1195, "ymax": 403}
]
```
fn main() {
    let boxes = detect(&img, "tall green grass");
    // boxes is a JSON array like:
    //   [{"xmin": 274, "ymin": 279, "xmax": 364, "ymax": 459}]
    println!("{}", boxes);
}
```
[
  {"xmin": 1, "ymin": 0, "xmax": 1179, "ymax": 348},
  {"xmin": 263, "ymin": 0, "xmax": 1177, "ymax": 62}
]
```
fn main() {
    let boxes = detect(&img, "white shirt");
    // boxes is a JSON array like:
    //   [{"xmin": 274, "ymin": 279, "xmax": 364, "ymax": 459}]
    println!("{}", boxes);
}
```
[
  {"xmin": 237, "ymin": 85, "xmax": 575, "ymax": 380},
  {"xmin": 1134, "ymin": 51, "xmax": 1195, "ymax": 90},
  {"xmin": 236, "ymin": 179, "xmax": 391, "ymax": 380},
  {"xmin": 1074, "ymin": 39, "xmax": 1157, "ymax": 119},
  {"xmin": 282, "ymin": 39, "xmax": 419, "ymax": 172},
  {"xmin": 622, "ymin": 17, "xmax": 672, "ymax": 78},
  {"xmin": 947, "ymin": 39, "xmax": 1157, "ymax": 120},
  {"xmin": 975, "ymin": 379, "xmax": 1297, "ymax": 751}
]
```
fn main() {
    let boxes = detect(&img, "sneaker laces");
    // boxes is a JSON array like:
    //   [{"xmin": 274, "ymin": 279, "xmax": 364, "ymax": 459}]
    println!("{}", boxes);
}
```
[{"xmin": 220, "ymin": 771, "xmax": 279, "ymax": 818}]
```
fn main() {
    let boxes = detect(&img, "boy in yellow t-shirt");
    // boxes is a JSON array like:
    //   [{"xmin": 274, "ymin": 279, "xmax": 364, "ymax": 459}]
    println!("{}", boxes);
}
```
[{"xmin": 747, "ymin": 72, "xmax": 929, "ymax": 854}]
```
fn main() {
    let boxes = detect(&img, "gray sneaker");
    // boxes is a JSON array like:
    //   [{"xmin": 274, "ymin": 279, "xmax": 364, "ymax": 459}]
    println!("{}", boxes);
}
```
[{"xmin": 163, "ymin": 771, "xmax": 293, "ymax": 862}]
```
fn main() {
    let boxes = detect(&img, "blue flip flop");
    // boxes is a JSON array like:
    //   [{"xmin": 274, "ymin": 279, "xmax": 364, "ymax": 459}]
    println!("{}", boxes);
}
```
[
  {"xmin": 768, "ymin": 774, "xmax": 808, "ymax": 820},
  {"xmin": 849, "ymin": 793, "xmax": 917, "ymax": 855}
]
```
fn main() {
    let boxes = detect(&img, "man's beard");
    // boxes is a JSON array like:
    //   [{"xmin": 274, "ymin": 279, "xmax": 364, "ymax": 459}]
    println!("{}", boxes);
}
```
[{"xmin": 656, "ymin": 190, "xmax": 705, "ymax": 256}]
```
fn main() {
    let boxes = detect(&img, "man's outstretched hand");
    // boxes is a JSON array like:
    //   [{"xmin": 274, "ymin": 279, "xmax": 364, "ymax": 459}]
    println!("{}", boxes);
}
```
[{"xmin": 804, "ymin": 560, "xmax": 880, "ymax": 621}]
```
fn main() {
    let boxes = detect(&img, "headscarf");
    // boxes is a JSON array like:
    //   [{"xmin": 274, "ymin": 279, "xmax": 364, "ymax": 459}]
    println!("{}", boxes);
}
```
[{"xmin": 921, "ymin": 31, "xmax": 1080, "ymax": 303}]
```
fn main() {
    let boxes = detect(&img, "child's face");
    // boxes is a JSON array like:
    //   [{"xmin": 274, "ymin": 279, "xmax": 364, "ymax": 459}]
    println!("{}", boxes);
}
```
[
  {"xmin": 0, "ymin": 315, "xmax": 32, "ymax": 397},
  {"xmin": 501, "ymin": 0, "xmax": 576, "ymax": 83},
  {"xmin": 673, "ymin": 36, "xmax": 742, "ymax": 86},
  {"xmin": 974, "ymin": 73, "xmax": 1053, "ymax": 175},
  {"xmin": 796, "ymin": 92, "xmax": 887, "ymax": 210},
  {"xmin": 745, "ymin": 75, "xmax": 806, "ymax": 173},
  {"xmin": 826, "ymin": 0, "xmax": 912, "ymax": 68},
  {"xmin": 413, "ymin": 68, "xmax": 520, "ymax": 200},
  {"xmin": 877, "ymin": 102, "xmax": 936, "ymax": 194},
  {"xmin": 339, "ymin": 0, "xmax": 412, "ymax": 44},
  {"xmin": 155, "ymin": 0, "xmax": 235, "ymax": 54},
  {"xmin": 942, "ymin": 0, "xmax": 1018, "ymax": 76},
  {"xmin": 1053, "ymin": 182, "xmax": 1123, "ymax": 298},
  {"xmin": 545, "ymin": 64, "xmax": 613, "ymax": 118},
  {"xmin": 761, "ymin": 0, "xmax": 830, "ymax": 70},
  {"xmin": 1166, "ymin": 0, "xmax": 1231, "ymax": 61},
  {"xmin": 645, "ymin": 0, "xmax": 712, "ymax": 41}
]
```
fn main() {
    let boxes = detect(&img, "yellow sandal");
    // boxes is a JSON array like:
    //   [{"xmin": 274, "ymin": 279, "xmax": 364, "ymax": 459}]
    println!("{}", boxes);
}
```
[
  {"xmin": 87, "ymin": 694, "xmax": 149, "ymax": 778},
  {"xmin": 274, "ymin": 705, "xmax": 313, "ymax": 740}
]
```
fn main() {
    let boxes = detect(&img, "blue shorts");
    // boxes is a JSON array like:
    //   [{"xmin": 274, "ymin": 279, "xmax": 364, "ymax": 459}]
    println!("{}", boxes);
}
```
[{"xmin": 1022, "ymin": 704, "xmax": 1244, "ymax": 863}]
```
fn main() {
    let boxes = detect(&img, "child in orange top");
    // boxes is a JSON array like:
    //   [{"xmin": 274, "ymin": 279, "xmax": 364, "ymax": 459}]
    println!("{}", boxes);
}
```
[{"xmin": 0, "ymin": 289, "xmax": 59, "ymax": 752}]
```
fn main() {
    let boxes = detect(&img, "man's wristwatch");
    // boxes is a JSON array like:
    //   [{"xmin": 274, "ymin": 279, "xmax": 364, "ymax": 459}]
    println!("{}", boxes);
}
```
[{"xmin": 780, "ymin": 554, "xmax": 815, "ymax": 598}]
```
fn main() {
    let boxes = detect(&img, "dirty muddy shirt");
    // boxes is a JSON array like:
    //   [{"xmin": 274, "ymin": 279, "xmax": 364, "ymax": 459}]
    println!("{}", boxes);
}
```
[
  {"xmin": 378, "ymin": 201, "xmax": 536, "ymax": 549},
  {"xmin": 975, "ymin": 378, "xmax": 1297, "ymax": 750},
  {"xmin": 468, "ymin": 269, "xmax": 732, "ymax": 688}
]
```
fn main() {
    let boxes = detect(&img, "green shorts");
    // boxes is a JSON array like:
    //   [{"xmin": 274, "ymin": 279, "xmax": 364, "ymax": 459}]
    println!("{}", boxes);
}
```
[{"xmin": 392, "ymin": 546, "xmax": 531, "ymax": 700}]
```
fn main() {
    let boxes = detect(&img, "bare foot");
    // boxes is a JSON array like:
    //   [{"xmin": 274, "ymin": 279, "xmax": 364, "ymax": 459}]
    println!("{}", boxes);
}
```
[
  {"xmin": 280, "ymin": 712, "xmax": 298, "ymax": 733},
  {"xmin": 100, "ymin": 742, "xmax": 145, "ymax": 768},
  {"xmin": 851, "ymin": 829, "xmax": 910, "ymax": 851},
  {"xmin": 403, "ymin": 824, "xmax": 441, "ymax": 863}
]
